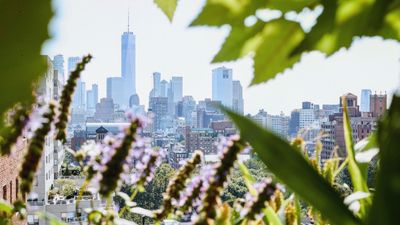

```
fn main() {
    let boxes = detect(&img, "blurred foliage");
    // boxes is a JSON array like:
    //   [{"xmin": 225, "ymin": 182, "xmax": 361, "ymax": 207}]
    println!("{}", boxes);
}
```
[
  {"xmin": 369, "ymin": 95, "xmax": 400, "ymax": 225},
  {"xmin": 0, "ymin": 0, "xmax": 53, "ymax": 129}
]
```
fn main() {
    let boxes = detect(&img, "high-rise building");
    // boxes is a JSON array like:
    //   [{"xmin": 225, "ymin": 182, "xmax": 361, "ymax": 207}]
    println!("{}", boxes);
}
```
[
  {"xmin": 121, "ymin": 25, "xmax": 136, "ymax": 106},
  {"xmin": 212, "ymin": 67, "xmax": 233, "ymax": 107},
  {"xmin": 152, "ymin": 72, "xmax": 161, "ymax": 97},
  {"xmin": 321, "ymin": 93, "xmax": 375, "ymax": 160},
  {"xmin": 289, "ymin": 109, "xmax": 300, "ymax": 137},
  {"xmin": 302, "ymin": 101, "xmax": 314, "ymax": 110},
  {"xmin": 68, "ymin": 57, "xmax": 86, "ymax": 110},
  {"xmin": 360, "ymin": 89, "xmax": 372, "ymax": 112},
  {"xmin": 160, "ymin": 80, "xmax": 169, "ymax": 97},
  {"xmin": 107, "ymin": 77, "xmax": 124, "ymax": 109},
  {"xmin": 86, "ymin": 84, "xmax": 99, "ymax": 113},
  {"xmin": 370, "ymin": 92, "xmax": 387, "ymax": 117},
  {"xmin": 299, "ymin": 108, "xmax": 316, "ymax": 129},
  {"xmin": 232, "ymin": 80, "xmax": 244, "ymax": 115},
  {"xmin": 149, "ymin": 97, "xmax": 169, "ymax": 131},
  {"xmin": 266, "ymin": 112, "xmax": 290, "ymax": 138},
  {"xmin": 95, "ymin": 98, "xmax": 115, "ymax": 122},
  {"xmin": 72, "ymin": 80, "xmax": 86, "ymax": 110},
  {"xmin": 67, "ymin": 56, "xmax": 81, "ymax": 74},
  {"xmin": 170, "ymin": 76, "xmax": 183, "ymax": 103},
  {"xmin": 27, "ymin": 57, "xmax": 65, "ymax": 224},
  {"xmin": 52, "ymin": 54, "xmax": 65, "ymax": 85},
  {"xmin": 129, "ymin": 94, "xmax": 140, "ymax": 107},
  {"xmin": 181, "ymin": 96, "xmax": 196, "ymax": 126}
]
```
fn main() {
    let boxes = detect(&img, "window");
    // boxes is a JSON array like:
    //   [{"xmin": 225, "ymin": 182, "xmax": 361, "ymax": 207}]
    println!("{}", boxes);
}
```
[
  {"xmin": 15, "ymin": 179, "xmax": 19, "ymax": 200},
  {"xmin": 9, "ymin": 181, "xmax": 12, "ymax": 202},
  {"xmin": 2, "ymin": 185, "xmax": 7, "ymax": 201}
]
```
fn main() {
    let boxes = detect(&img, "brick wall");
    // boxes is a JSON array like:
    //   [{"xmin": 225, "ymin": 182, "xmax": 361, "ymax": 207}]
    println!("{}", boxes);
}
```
[{"xmin": 0, "ymin": 138, "xmax": 26, "ymax": 225}]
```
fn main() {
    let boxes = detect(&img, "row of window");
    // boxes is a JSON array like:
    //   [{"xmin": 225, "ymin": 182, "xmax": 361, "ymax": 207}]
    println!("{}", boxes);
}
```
[{"xmin": 2, "ymin": 178, "xmax": 19, "ymax": 203}]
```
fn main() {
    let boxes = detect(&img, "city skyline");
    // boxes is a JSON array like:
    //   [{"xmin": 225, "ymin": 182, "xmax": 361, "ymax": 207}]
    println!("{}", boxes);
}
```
[{"xmin": 44, "ymin": 0, "xmax": 400, "ymax": 115}]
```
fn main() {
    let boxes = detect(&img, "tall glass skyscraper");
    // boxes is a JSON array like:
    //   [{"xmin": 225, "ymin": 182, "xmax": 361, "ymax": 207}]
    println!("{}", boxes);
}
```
[
  {"xmin": 53, "ymin": 55, "xmax": 65, "ymax": 85},
  {"xmin": 212, "ymin": 67, "xmax": 233, "ymax": 107},
  {"xmin": 360, "ymin": 89, "xmax": 372, "ymax": 112},
  {"xmin": 121, "ymin": 29, "xmax": 136, "ymax": 107},
  {"xmin": 170, "ymin": 76, "xmax": 183, "ymax": 103},
  {"xmin": 232, "ymin": 80, "xmax": 244, "ymax": 115}
]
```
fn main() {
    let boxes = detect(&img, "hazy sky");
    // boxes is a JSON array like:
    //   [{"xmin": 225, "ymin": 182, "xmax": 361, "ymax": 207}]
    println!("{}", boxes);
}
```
[{"xmin": 43, "ymin": 0, "xmax": 400, "ymax": 115}]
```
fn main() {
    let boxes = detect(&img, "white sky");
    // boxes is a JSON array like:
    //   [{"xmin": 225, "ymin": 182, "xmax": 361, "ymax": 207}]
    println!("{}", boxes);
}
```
[{"xmin": 43, "ymin": 0, "xmax": 400, "ymax": 115}]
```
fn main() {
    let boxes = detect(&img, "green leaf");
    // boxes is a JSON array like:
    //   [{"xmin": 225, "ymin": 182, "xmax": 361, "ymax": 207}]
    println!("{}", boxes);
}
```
[
  {"xmin": 292, "ymin": 0, "xmax": 337, "ymax": 55},
  {"xmin": 154, "ymin": 0, "xmax": 178, "ymax": 22},
  {"xmin": 252, "ymin": 19, "xmax": 304, "ymax": 85},
  {"xmin": 268, "ymin": 0, "xmax": 319, "ymax": 13},
  {"xmin": 212, "ymin": 21, "xmax": 266, "ymax": 63},
  {"xmin": 0, "ymin": 0, "xmax": 53, "ymax": 128},
  {"xmin": 294, "ymin": 0, "xmax": 398, "ymax": 56},
  {"xmin": 190, "ymin": 0, "xmax": 265, "ymax": 27},
  {"xmin": 224, "ymin": 108, "xmax": 362, "ymax": 225},
  {"xmin": 0, "ymin": 200, "xmax": 13, "ymax": 215},
  {"xmin": 368, "ymin": 95, "xmax": 400, "ymax": 225},
  {"xmin": 342, "ymin": 97, "xmax": 371, "ymax": 217},
  {"xmin": 263, "ymin": 207, "xmax": 283, "ymax": 225},
  {"xmin": 379, "ymin": 2, "xmax": 400, "ymax": 40}
]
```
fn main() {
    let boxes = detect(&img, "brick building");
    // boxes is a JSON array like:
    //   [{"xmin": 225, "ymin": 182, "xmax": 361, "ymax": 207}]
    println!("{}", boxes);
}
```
[
  {"xmin": 0, "ymin": 139, "xmax": 27, "ymax": 225},
  {"xmin": 321, "ymin": 93, "xmax": 378, "ymax": 161},
  {"xmin": 370, "ymin": 93, "xmax": 387, "ymax": 117},
  {"xmin": 185, "ymin": 127, "xmax": 217, "ymax": 154}
]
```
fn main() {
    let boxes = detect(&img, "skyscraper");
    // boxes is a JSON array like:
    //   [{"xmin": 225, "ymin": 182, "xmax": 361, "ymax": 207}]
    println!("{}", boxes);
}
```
[
  {"xmin": 121, "ymin": 23, "xmax": 136, "ymax": 106},
  {"xmin": 72, "ymin": 80, "xmax": 86, "ymax": 110},
  {"xmin": 53, "ymin": 54, "xmax": 65, "ymax": 85},
  {"xmin": 69, "ymin": 57, "xmax": 86, "ymax": 109},
  {"xmin": 212, "ymin": 67, "xmax": 233, "ymax": 107},
  {"xmin": 149, "ymin": 72, "xmax": 161, "ymax": 98},
  {"xmin": 170, "ymin": 76, "xmax": 183, "ymax": 103},
  {"xmin": 360, "ymin": 89, "xmax": 372, "ymax": 112},
  {"xmin": 107, "ymin": 77, "xmax": 124, "ymax": 109},
  {"xmin": 86, "ymin": 84, "xmax": 99, "ymax": 112},
  {"xmin": 160, "ymin": 80, "xmax": 169, "ymax": 97},
  {"xmin": 149, "ymin": 97, "xmax": 169, "ymax": 131},
  {"xmin": 232, "ymin": 80, "xmax": 244, "ymax": 115},
  {"xmin": 68, "ymin": 56, "xmax": 81, "ymax": 73}
]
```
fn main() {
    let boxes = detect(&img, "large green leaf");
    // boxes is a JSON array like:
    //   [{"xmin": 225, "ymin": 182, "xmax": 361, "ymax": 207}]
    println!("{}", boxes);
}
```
[
  {"xmin": 293, "ymin": 0, "xmax": 398, "ymax": 56},
  {"xmin": 212, "ymin": 19, "xmax": 305, "ymax": 84},
  {"xmin": 224, "ymin": 108, "xmax": 362, "ymax": 225},
  {"xmin": 212, "ymin": 21, "xmax": 266, "ymax": 63},
  {"xmin": 0, "ymin": 0, "xmax": 53, "ymax": 128},
  {"xmin": 154, "ymin": 0, "xmax": 178, "ymax": 22},
  {"xmin": 368, "ymin": 95, "xmax": 400, "ymax": 225},
  {"xmin": 342, "ymin": 97, "xmax": 371, "ymax": 217},
  {"xmin": 190, "ymin": 0, "xmax": 266, "ymax": 27},
  {"xmin": 252, "ymin": 19, "xmax": 304, "ymax": 85},
  {"xmin": 268, "ymin": 0, "xmax": 319, "ymax": 12}
]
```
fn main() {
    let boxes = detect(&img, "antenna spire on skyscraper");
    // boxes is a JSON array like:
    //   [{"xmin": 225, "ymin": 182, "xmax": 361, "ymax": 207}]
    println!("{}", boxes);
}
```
[{"xmin": 128, "ymin": 9, "xmax": 130, "ymax": 32}]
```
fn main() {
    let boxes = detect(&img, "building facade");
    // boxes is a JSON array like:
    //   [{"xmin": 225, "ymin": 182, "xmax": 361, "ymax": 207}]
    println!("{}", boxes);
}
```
[
  {"xmin": 212, "ymin": 67, "xmax": 233, "ymax": 107},
  {"xmin": 232, "ymin": 80, "xmax": 244, "ymax": 115}
]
